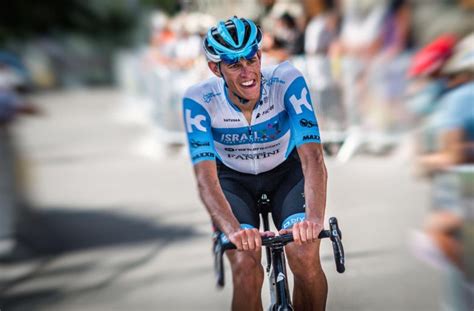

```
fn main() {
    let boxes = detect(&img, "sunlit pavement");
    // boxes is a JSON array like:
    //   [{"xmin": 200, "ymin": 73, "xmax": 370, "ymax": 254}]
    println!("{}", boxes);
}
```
[{"xmin": 0, "ymin": 88, "xmax": 441, "ymax": 311}]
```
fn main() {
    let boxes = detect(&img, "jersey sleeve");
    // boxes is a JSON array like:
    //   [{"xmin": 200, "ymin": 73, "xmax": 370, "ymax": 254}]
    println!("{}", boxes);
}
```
[
  {"xmin": 182, "ymin": 97, "xmax": 216, "ymax": 164},
  {"xmin": 282, "ymin": 68, "xmax": 321, "ymax": 146}
]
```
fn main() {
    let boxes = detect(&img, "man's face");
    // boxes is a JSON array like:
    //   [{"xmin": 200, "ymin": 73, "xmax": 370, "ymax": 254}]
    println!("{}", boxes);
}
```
[{"xmin": 212, "ymin": 50, "xmax": 262, "ymax": 103}]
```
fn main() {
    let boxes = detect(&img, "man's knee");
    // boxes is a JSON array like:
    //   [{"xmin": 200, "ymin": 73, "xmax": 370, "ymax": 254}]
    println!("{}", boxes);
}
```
[
  {"xmin": 286, "ymin": 243, "xmax": 324, "ymax": 279},
  {"xmin": 228, "ymin": 251, "xmax": 264, "ymax": 285}
]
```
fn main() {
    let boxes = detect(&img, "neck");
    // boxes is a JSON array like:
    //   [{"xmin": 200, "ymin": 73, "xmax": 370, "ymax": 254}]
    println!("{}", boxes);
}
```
[{"xmin": 226, "ymin": 86, "xmax": 260, "ymax": 112}]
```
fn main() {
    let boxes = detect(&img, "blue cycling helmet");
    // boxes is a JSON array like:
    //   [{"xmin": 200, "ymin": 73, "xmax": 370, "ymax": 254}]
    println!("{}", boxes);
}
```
[{"xmin": 203, "ymin": 17, "xmax": 263, "ymax": 64}]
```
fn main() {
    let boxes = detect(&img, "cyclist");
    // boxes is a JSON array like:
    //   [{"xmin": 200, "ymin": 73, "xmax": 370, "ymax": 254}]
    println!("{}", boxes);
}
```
[{"xmin": 183, "ymin": 17, "xmax": 328, "ymax": 311}]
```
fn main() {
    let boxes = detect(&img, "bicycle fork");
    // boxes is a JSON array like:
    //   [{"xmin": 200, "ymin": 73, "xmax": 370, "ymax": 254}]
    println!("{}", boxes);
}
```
[
  {"xmin": 271, "ymin": 245, "xmax": 292, "ymax": 310},
  {"xmin": 259, "ymin": 194, "xmax": 293, "ymax": 311}
]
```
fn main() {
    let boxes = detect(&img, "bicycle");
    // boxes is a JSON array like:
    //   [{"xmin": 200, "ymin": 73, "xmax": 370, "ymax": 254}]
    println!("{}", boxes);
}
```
[{"xmin": 213, "ymin": 194, "xmax": 345, "ymax": 311}]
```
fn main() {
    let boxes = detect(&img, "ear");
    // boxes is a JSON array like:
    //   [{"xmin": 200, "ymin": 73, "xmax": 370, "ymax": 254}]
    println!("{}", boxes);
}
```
[
  {"xmin": 208, "ymin": 62, "xmax": 222, "ymax": 77},
  {"xmin": 257, "ymin": 49, "xmax": 262, "ymax": 60}
]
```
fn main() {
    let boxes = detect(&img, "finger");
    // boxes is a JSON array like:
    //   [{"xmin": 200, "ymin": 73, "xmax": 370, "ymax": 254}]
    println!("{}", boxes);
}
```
[
  {"xmin": 312, "ymin": 224, "xmax": 319, "ymax": 242},
  {"xmin": 279, "ymin": 228, "xmax": 290, "ymax": 235},
  {"xmin": 292, "ymin": 224, "xmax": 301, "ymax": 245},
  {"xmin": 241, "ymin": 231, "xmax": 249, "ymax": 251},
  {"xmin": 307, "ymin": 224, "xmax": 314, "ymax": 242},
  {"xmin": 253, "ymin": 229, "xmax": 261, "ymax": 249},
  {"xmin": 246, "ymin": 230, "xmax": 256, "ymax": 250},
  {"xmin": 230, "ymin": 235, "xmax": 243, "ymax": 251},
  {"xmin": 299, "ymin": 222, "xmax": 308, "ymax": 243}
]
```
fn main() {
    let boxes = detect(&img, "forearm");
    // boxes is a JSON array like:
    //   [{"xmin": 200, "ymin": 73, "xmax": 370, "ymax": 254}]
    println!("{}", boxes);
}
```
[
  {"xmin": 299, "ymin": 145, "xmax": 327, "ymax": 222},
  {"xmin": 195, "ymin": 167, "xmax": 241, "ymax": 235}
]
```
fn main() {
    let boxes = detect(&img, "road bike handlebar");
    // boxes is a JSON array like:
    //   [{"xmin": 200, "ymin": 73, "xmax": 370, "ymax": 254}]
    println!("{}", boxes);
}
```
[
  {"xmin": 222, "ymin": 230, "xmax": 330, "ymax": 251},
  {"xmin": 214, "ymin": 217, "xmax": 345, "ymax": 288}
]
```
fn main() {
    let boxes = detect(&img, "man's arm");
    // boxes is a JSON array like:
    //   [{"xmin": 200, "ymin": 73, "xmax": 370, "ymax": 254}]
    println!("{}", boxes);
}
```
[
  {"xmin": 418, "ymin": 129, "xmax": 471, "ymax": 174},
  {"xmin": 194, "ymin": 160, "xmax": 262, "ymax": 251},
  {"xmin": 194, "ymin": 161, "xmax": 240, "ymax": 235},
  {"xmin": 279, "ymin": 63, "xmax": 327, "ymax": 244},
  {"xmin": 280, "ymin": 143, "xmax": 327, "ymax": 245},
  {"xmin": 297, "ymin": 143, "xmax": 327, "ymax": 223}
]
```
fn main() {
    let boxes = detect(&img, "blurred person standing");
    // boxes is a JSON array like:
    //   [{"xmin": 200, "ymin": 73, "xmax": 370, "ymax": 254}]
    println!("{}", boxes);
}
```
[
  {"xmin": 149, "ymin": 12, "xmax": 177, "ymax": 65},
  {"xmin": 303, "ymin": 0, "xmax": 344, "ymax": 132},
  {"xmin": 0, "ymin": 60, "xmax": 38, "ymax": 259},
  {"xmin": 409, "ymin": 33, "xmax": 474, "ymax": 311},
  {"xmin": 333, "ymin": 0, "xmax": 389, "ymax": 126},
  {"xmin": 364, "ymin": 0, "xmax": 414, "ymax": 132},
  {"xmin": 256, "ymin": 0, "xmax": 304, "ymax": 64},
  {"xmin": 264, "ymin": 12, "xmax": 305, "ymax": 62},
  {"xmin": 304, "ymin": 0, "xmax": 341, "ymax": 56}
]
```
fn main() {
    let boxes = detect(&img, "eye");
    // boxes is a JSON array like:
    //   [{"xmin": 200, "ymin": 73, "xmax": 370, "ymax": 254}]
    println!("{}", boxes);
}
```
[
  {"xmin": 228, "ymin": 63, "xmax": 241, "ymax": 70},
  {"xmin": 251, "ymin": 55, "xmax": 259, "ymax": 62}
]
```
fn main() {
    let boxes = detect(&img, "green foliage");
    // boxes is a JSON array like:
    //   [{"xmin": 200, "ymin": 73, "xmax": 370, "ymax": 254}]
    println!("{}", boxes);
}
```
[{"xmin": 0, "ymin": 0, "xmax": 154, "ymax": 45}]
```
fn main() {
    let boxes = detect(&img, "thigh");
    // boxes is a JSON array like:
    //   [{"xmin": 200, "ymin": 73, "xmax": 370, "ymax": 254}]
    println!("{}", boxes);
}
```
[
  {"xmin": 219, "ymin": 176, "xmax": 260, "ymax": 229},
  {"xmin": 271, "ymin": 166, "xmax": 306, "ymax": 230}
]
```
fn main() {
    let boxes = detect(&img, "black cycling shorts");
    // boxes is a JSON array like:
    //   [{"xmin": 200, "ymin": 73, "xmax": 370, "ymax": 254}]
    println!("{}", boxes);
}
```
[{"xmin": 216, "ymin": 149, "xmax": 306, "ymax": 231}]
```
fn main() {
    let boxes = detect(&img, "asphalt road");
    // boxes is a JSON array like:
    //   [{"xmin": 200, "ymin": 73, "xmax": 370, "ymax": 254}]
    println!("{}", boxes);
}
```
[{"xmin": 0, "ymin": 89, "xmax": 442, "ymax": 311}]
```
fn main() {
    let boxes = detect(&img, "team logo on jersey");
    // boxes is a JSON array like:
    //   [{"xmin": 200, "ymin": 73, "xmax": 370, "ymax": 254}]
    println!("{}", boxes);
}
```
[
  {"xmin": 192, "ymin": 152, "xmax": 215, "ymax": 161},
  {"xmin": 223, "ymin": 118, "xmax": 240, "ymax": 122},
  {"xmin": 302, "ymin": 134, "xmax": 320, "ymax": 141},
  {"xmin": 299, "ymin": 118, "xmax": 318, "ymax": 128},
  {"xmin": 219, "ymin": 121, "xmax": 282, "ymax": 144},
  {"xmin": 256, "ymin": 104, "xmax": 274, "ymax": 119},
  {"xmin": 227, "ymin": 149, "xmax": 279, "ymax": 160},
  {"xmin": 190, "ymin": 140, "xmax": 210, "ymax": 148},
  {"xmin": 220, "ymin": 132, "xmax": 260, "ymax": 144},
  {"xmin": 203, "ymin": 92, "xmax": 221, "ymax": 103},
  {"xmin": 223, "ymin": 143, "xmax": 281, "ymax": 153},
  {"xmin": 289, "ymin": 87, "xmax": 312, "ymax": 114},
  {"xmin": 185, "ymin": 109, "xmax": 207, "ymax": 133},
  {"xmin": 265, "ymin": 77, "xmax": 285, "ymax": 86}
]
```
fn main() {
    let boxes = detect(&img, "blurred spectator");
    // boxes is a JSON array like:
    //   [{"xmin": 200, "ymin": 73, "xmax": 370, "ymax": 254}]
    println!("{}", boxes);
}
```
[
  {"xmin": 148, "ymin": 13, "xmax": 201, "ymax": 70},
  {"xmin": 304, "ymin": 0, "xmax": 341, "ymax": 56},
  {"xmin": 405, "ymin": 34, "xmax": 456, "ymax": 118},
  {"xmin": 364, "ymin": 0, "xmax": 414, "ymax": 131},
  {"xmin": 264, "ymin": 12, "xmax": 305, "ymax": 61},
  {"xmin": 412, "ymin": 33, "xmax": 474, "ymax": 171},
  {"xmin": 0, "ymin": 60, "xmax": 38, "ymax": 259},
  {"xmin": 418, "ymin": 36, "xmax": 474, "ymax": 167},
  {"xmin": 149, "ymin": 12, "xmax": 177, "ymax": 63},
  {"xmin": 303, "ymin": 0, "xmax": 345, "ymax": 133},
  {"xmin": 332, "ymin": 0, "xmax": 389, "ymax": 126},
  {"xmin": 257, "ymin": 0, "xmax": 304, "ymax": 37},
  {"xmin": 410, "ymin": 33, "xmax": 474, "ymax": 311},
  {"xmin": 171, "ymin": 22, "xmax": 202, "ymax": 69},
  {"xmin": 378, "ymin": 0, "xmax": 413, "ymax": 58}
]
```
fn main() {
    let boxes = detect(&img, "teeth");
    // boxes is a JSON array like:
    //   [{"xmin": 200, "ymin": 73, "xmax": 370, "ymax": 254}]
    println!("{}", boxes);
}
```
[{"xmin": 241, "ymin": 80, "xmax": 254, "ymax": 87}]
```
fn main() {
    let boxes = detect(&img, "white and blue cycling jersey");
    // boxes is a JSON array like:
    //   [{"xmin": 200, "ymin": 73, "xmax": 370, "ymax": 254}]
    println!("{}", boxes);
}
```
[{"xmin": 182, "ymin": 61, "xmax": 321, "ymax": 174}]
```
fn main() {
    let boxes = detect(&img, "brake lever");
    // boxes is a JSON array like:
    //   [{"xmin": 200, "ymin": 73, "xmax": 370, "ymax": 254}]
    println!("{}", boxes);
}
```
[
  {"xmin": 328, "ymin": 217, "xmax": 346, "ymax": 273},
  {"xmin": 213, "ymin": 233, "xmax": 225, "ymax": 288}
]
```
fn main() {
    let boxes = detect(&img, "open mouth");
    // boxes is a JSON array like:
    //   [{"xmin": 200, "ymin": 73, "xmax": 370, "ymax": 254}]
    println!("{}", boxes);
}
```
[{"xmin": 240, "ymin": 79, "xmax": 256, "ymax": 88}]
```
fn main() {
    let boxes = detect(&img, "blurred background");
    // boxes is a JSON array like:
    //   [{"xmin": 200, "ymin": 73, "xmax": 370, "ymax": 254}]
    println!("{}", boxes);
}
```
[{"xmin": 0, "ymin": 0, "xmax": 473, "ymax": 310}]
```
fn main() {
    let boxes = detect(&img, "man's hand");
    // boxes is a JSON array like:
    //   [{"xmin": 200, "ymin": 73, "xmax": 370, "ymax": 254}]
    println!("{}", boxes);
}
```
[
  {"xmin": 228, "ymin": 229, "xmax": 275, "ymax": 251},
  {"xmin": 279, "ymin": 220, "xmax": 323, "ymax": 245}
]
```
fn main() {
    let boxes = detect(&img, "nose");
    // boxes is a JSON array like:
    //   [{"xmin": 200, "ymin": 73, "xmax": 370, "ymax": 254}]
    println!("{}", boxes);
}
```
[{"xmin": 239, "ymin": 63, "xmax": 251, "ymax": 77}]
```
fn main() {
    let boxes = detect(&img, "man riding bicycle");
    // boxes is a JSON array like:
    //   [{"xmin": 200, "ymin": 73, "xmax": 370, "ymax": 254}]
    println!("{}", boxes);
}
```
[{"xmin": 183, "ymin": 17, "xmax": 328, "ymax": 311}]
